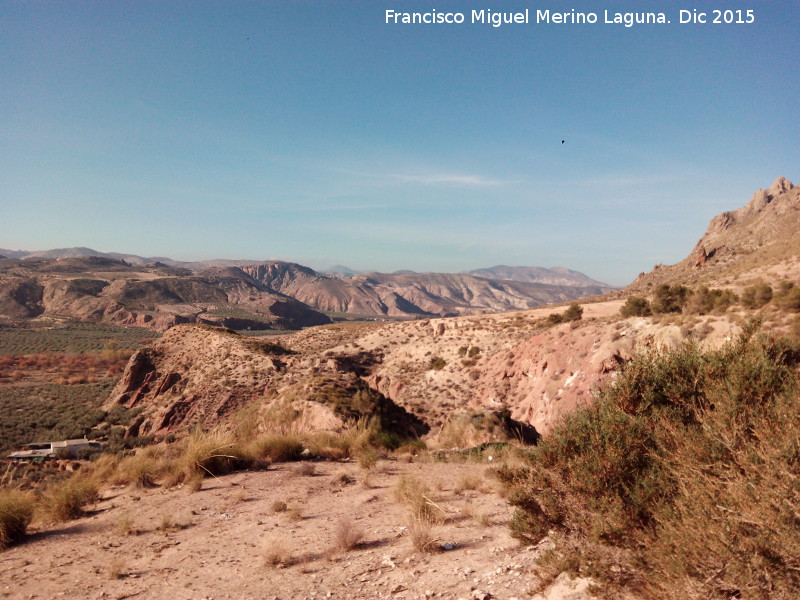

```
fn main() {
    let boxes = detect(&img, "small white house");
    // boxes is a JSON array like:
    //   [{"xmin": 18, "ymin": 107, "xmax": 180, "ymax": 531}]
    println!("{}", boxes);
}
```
[{"xmin": 8, "ymin": 438, "xmax": 101, "ymax": 460}]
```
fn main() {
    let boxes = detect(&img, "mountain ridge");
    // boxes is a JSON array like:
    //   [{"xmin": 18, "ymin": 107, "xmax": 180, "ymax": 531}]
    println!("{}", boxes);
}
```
[
  {"xmin": 0, "ymin": 247, "xmax": 611, "ymax": 288},
  {"xmin": 627, "ymin": 176, "xmax": 799, "ymax": 291}
]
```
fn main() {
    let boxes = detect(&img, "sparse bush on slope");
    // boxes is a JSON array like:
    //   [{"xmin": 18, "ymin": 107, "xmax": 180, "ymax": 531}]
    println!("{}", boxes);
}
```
[{"xmin": 499, "ymin": 320, "xmax": 800, "ymax": 599}]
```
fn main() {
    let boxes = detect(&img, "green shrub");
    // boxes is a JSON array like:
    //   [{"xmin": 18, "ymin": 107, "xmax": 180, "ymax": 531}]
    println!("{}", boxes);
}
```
[
  {"xmin": 562, "ymin": 303, "xmax": 583, "ymax": 322},
  {"xmin": 429, "ymin": 356, "xmax": 446, "ymax": 371},
  {"xmin": 499, "ymin": 322, "xmax": 800, "ymax": 597},
  {"xmin": 775, "ymin": 281, "xmax": 800, "ymax": 311},
  {"xmin": 741, "ymin": 282, "xmax": 773, "ymax": 309},
  {"xmin": 650, "ymin": 283, "xmax": 690, "ymax": 314},
  {"xmin": 544, "ymin": 313, "xmax": 563, "ymax": 326},
  {"xmin": 685, "ymin": 286, "xmax": 739, "ymax": 314},
  {"xmin": 619, "ymin": 296, "xmax": 651, "ymax": 317}
]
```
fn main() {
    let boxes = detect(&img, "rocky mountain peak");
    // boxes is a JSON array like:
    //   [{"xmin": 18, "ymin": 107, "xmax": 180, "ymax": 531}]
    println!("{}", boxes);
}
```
[
  {"xmin": 627, "ymin": 176, "xmax": 799, "ymax": 290},
  {"xmin": 768, "ymin": 175, "xmax": 793, "ymax": 196}
]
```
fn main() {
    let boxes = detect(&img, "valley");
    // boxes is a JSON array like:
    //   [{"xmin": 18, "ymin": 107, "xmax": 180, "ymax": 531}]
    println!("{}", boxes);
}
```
[{"xmin": 2, "ymin": 177, "xmax": 800, "ymax": 600}]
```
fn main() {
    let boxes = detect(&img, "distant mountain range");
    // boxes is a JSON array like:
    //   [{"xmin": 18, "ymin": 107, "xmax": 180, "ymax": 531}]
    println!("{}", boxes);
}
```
[
  {"xmin": 0, "ymin": 249, "xmax": 613, "ymax": 328},
  {"xmin": 0, "ymin": 247, "xmax": 611, "ymax": 288},
  {"xmin": 466, "ymin": 265, "xmax": 609, "ymax": 288}
]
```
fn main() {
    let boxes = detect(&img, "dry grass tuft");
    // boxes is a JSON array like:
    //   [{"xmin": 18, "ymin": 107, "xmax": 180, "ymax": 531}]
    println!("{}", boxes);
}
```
[
  {"xmin": 286, "ymin": 505, "xmax": 304, "ymax": 521},
  {"xmin": 177, "ymin": 429, "xmax": 250, "ymax": 481},
  {"xmin": 332, "ymin": 516, "xmax": 365, "ymax": 552},
  {"xmin": 186, "ymin": 472, "xmax": 204, "ymax": 492},
  {"xmin": 113, "ymin": 452, "xmax": 161, "ymax": 488},
  {"xmin": 38, "ymin": 476, "xmax": 99, "ymax": 523},
  {"xmin": 0, "ymin": 489, "xmax": 35, "ymax": 549},
  {"xmin": 407, "ymin": 517, "xmax": 440, "ymax": 553},
  {"xmin": 261, "ymin": 536, "xmax": 293, "ymax": 567},
  {"xmin": 355, "ymin": 446, "xmax": 379, "ymax": 470},
  {"xmin": 115, "ymin": 512, "xmax": 139, "ymax": 536},
  {"xmin": 107, "ymin": 557, "xmax": 127, "ymax": 580},
  {"xmin": 293, "ymin": 462, "xmax": 316, "ymax": 477},
  {"xmin": 395, "ymin": 474, "xmax": 446, "ymax": 553},
  {"xmin": 331, "ymin": 470, "xmax": 354, "ymax": 486},
  {"xmin": 453, "ymin": 473, "xmax": 482, "ymax": 495},
  {"xmin": 394, "ymin": 475, "xmax": 445, "ymax": 525},
  {"xmin": 244, "ymin": 433, "xmax": 303, "ymax": 463},
  {"xmin": 157, "ymin": 513, "xmax": 175, "ymax": 532}
]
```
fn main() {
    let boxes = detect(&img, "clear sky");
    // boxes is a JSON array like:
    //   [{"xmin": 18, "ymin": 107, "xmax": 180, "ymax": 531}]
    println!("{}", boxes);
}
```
[{"xmin": 1, "ymin": 1, "xmax": 797, "ymax": 286}]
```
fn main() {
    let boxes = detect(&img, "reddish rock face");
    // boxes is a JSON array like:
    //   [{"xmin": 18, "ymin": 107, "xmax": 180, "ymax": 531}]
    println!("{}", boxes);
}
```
[{"xmin": 695, "ymin": 245, "xmax": 708, "ymax": 268}]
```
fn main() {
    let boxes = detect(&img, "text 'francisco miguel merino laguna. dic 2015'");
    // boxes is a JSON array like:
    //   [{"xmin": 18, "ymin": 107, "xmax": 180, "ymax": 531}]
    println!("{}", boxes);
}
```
[{"xmin": 385, "ymin": 9, "xmax": 672, "ymax": 28}]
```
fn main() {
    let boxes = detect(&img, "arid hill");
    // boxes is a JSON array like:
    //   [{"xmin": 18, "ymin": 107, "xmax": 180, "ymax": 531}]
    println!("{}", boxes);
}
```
[
  {"xmin": 629, "ymin": 176, "xmax": 799, "ymax": 291},
  {"xmin": 106, "ymin": 297, "xmax": 748, "ymax": 443},
  {"xmin": 0, "ymin": 256, "xmax": 330, "ymax": 331}
]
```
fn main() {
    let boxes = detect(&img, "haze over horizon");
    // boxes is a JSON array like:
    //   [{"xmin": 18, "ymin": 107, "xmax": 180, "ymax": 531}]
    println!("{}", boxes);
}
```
[{"xmin": 2, "ymin": 1, "xmax": 798, "ymax": 287}]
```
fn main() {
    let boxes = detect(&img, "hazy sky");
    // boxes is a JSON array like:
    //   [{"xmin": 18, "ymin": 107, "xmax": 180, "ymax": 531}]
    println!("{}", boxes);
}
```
[{"xmin": 2, "ymin": 1, "xmax": 797, "ymax": 286}]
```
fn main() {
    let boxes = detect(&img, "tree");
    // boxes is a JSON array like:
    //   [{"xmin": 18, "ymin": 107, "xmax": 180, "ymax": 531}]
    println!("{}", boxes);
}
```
[
  {"xmin": 563, "ymin": 303, "xmax": 583, "ymax": 322},
  {"xmin": 650, "ymin": 284, "xmax": 690, "ymax": 314}
]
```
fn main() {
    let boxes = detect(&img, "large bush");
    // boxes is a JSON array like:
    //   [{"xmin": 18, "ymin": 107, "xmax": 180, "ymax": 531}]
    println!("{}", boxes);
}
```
[{"xmin": 499, "ymin": 322, "xmax": 800, "ymax": 598}]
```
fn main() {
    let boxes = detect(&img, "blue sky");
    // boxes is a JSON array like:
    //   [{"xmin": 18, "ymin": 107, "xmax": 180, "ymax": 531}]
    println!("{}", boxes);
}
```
[{"xmin": 1, "ymin": 1, "xmax": 797, "ymax": 286}]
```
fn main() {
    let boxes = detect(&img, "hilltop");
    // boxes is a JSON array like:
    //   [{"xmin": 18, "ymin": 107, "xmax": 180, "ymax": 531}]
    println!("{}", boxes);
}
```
[{"xmin": 629, "ymin": 176, "xmax": 799, "ymax": 291}]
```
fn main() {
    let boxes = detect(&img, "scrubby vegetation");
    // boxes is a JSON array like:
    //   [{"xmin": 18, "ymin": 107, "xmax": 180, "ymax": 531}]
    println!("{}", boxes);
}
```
[
  {"xmin": 0, "ymin": 322, "xmax": 158, "ymax": 355},
  {"xmin": 544, "ymin": 302, "xmax": 583, "ymax": 326},
  {"xmin": 499, "ymin": 321, "xmax": 800, "ymax": 599},
  {"xmin": 619, "ymin": 295, "xmax": 651, "ymax": 317},
  {"xmin": 621, "ymin": 279, "xmax": 800, "ymax": 319},
  {"xmin": 429, "ymin": 356, "xmax": 446, "ymax": 370},
  {"xmin": 0, "ymin": 323, "xmax": 155, "ymax": 455},
  {"xmin": 0, "ymin": 381, "xmax": 114, "ymax": 454}
]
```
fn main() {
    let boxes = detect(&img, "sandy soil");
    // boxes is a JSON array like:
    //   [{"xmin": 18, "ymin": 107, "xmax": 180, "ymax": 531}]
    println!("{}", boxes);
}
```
[{"xmin": 1, "ymin": 460, "xmax": 573, "ymax": 600}]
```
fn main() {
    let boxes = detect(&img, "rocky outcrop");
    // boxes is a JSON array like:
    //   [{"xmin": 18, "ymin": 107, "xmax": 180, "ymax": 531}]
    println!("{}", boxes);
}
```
[
  {"xmin": 694, "ymin": 245, "xmax": 708, "ymax": 268},
  {"xmin": 628, "ymin": 176, "xmax": 800, "ymax": 291},
  {"xmin": 0, "ymin": 279, "xmax": 44, "ymax": 318},
  {"xmin": 103, "ymin": 324, "xmax": 427, "ymax": 438},
  {"xmin": 104, "ymin": 326, "xmax": 282, "ymax": 435}
]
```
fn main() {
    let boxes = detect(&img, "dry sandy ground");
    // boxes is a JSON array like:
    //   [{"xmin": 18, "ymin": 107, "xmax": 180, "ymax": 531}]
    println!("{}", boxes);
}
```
[{"xmin": 1, "ymin": 460, "xmax": 593, "ymax": 600}]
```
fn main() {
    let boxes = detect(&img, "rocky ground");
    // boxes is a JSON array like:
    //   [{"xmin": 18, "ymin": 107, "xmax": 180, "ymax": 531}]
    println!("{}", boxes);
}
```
[{"xmin": 0, "ymin": 459, "xmax": 604, "ymax": 600}]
